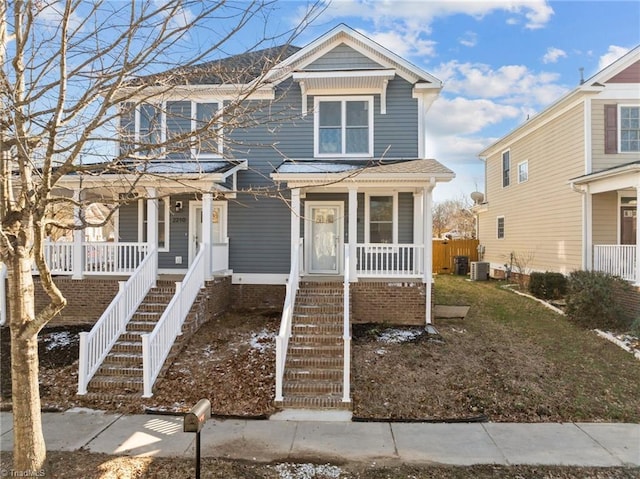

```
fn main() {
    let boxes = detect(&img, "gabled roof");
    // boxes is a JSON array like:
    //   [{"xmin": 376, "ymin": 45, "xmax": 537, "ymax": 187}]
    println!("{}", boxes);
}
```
[
  {"xmin": 479, "ymin": 45, "xmax": 640, "ymax": 158},
  {"xmin": 268, "ymin": 24, "xmax": 442, "ymax": 87}
]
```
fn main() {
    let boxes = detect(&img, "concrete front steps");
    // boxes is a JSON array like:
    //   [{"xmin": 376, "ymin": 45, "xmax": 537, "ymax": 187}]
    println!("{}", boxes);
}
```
[
  {"xmin": 86, "ymin": 280, "xmax": 209, "ymax": 397},
  {"xmin": 279, "ymin": 281, "xmax": 351, "ymax": 411}
]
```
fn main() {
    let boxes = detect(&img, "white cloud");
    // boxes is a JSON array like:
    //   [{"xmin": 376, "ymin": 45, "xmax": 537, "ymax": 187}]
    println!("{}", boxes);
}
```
[
  {"xmin": 542, "ymin": 47, "xmax": 567, "ymax": 64},
  {"xmin": 459, "ymin": 31, "xmax": 478, "ymax": 48},
  {"xmin": 433, "ymin": 60, "xmax": 567, "ymax": 108},
  {"xmin": 598, "ymin": 45, "xmax": 631, "ymax": 70},
  {"xmin": 428, "ymin": 97, "xmax": 520, "ymax": 136},
  {"xmin": 364, "ymin": 29, "xmax": 437, "ymax": 58}
]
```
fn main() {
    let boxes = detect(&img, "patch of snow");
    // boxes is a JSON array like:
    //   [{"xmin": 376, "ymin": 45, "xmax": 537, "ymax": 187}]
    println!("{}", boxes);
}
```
[
  {"xmin": 274, "ymin": 463, "xmax": 343, "ymax": 479},
  {"xmin": 377, "ymin": 328, "xmax": 423, "ymax": 344},
  {"xmin": 42, "ymin": 331, "xmax": 74, "ymax": 351},
  {"xmin": 594, "ymin": 329, "xmax": 640, "ymax": 360},
  {"xmin": 277, "ymin": 162, "xmax": 360, "ymax": 174},
  {"xmin": 375, "ymin": 349, "xmax": 386, "ymax": 356},
  {"xmin": 250, "ymin": 329, "xmax": 275, "ymax": 352}
]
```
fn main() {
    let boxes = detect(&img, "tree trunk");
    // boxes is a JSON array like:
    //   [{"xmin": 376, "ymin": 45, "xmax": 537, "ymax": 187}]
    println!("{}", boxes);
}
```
[{"xmin": 9, "ymin": 254, "xmax": 46, "ymax": 471}]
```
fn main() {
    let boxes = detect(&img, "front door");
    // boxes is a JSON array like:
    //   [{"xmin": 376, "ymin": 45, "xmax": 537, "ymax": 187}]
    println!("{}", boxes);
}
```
[
  {"xmin": 621, "ymin": 206, "xmax": 637, "ymax": 245},
  {"xmin": 306, "ymin": 203, "xmax": 343, "ymax": 274},
  {"xmin": 189, "ymin": 202, "xmax": 203, "ymax": 266}
]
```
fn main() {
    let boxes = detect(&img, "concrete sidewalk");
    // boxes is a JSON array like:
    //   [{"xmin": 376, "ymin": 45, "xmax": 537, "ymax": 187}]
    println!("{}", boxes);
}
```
[{"xmin": 1, "ymin": 409, "xmax": 639, "ymax": 467}]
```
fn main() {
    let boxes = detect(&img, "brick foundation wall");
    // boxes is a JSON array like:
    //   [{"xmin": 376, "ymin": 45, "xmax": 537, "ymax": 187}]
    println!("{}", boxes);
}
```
[
  {"xmin": 351, "ymin": 280, "xmax": 427, "ymax": 326},
  {"xmin": 229, "ymin": 284, "xmax": 286, "ymax": 311},
  {"xmin": 30, "ymin": 277, "xmax": 120, "ymax": 326},
  {"xmin": 205, "ymin": 276, "xmax": 232, "ymax": 318},
  {"xmin": 618, "ymin": 285, "xmax": 640, "ymax": 320}
]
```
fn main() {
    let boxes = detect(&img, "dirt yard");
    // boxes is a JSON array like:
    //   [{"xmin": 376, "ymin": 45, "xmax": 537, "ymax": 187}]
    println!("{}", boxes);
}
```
[{"xmin": 2, "ymin": 275, "xmax": 639, "ymax": 422}]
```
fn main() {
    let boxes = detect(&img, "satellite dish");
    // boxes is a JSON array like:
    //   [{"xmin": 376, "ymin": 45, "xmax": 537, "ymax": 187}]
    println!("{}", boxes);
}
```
[{"xmin": 470, "ymin": 191, "xmax": 484, "ymax": 205}]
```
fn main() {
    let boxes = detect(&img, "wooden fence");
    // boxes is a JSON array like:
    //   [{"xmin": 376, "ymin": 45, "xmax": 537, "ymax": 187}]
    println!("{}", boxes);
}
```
[{"xmin": 433, "ymin": 239, "xmax": 480, "ymax": 274}]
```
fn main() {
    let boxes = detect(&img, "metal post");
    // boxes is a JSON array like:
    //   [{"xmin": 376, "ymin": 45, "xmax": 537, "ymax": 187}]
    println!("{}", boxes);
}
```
[{"xmin": 195, "ymin": 431, "xmax": 201, "ymax": 479}]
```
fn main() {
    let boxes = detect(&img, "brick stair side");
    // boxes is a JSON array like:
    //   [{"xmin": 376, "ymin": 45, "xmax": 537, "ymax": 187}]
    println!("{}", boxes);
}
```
[{"xmin": 278, "ymin": 281, "xmax": 350, "ymax": 410}]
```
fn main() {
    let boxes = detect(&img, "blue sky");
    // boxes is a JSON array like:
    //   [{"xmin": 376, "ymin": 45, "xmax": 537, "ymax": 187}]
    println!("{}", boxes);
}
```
[{"xmin": 273, "ymin": 0, "xmax": 640, "ymax": 202}]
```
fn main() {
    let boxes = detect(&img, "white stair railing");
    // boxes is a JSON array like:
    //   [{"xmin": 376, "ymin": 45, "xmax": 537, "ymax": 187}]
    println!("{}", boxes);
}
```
[
  {"xmin": 141, "ymin": 244, "xmax": 207, "ymax": 398},
  {"xmin": 342, "ymin": 244, "xmax": 351, "ymax": 403},
  {"xmin": 275, "ymin": 238, "xmax": 302, "ymax": 402},
  {"xmin": 77, "ymin": 246, "xmax": 157, "ymax": 395}
]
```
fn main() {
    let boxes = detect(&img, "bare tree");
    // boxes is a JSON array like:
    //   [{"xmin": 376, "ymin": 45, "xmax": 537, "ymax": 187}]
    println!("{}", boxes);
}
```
[
  {"xmin": 432, "ymin": 195, "xmax": 475, "ymax": 239},
  {"xmin": 0, "ymin": 0, "xmax": 320, "ymax": 470}
]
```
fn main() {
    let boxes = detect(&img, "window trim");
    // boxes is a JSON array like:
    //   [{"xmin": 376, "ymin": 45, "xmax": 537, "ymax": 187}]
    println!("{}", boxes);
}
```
[
  {"xmin": 135, "ymin": 103, "xmax": 166, "ymax": 157},
  {"xmin": 517, "ymin": 160, "xmax": 528, "ymax": 184},
  {"xmin": 191, "ymin": 101, "xmax": 223, "ymax": 158},
  {"xmin": 364, "ymin": 192, "xmax": 398, "ymax": 244},
  {"xmin": 501, "ymin": 150, "xmax": 511, "ymax": 188},
  {"xmin": 138, "ymin": 198, "xmax": 170, "ymax": 252},
  {"xmin": 496, "ymin": 216, "xmax": 505, "ymax": 240},
  {"xmin": 314, "ymin": 95, "xmax": 374, "ymax": 158},
  {"xmin": 618, "ymin": 104, "xmax": 640, "ymax": 153}
]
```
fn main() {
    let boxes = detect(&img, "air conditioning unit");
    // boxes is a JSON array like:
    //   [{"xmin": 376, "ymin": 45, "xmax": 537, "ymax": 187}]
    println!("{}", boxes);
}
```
[{"xmin": 471, "ymin": 262, "xmax": 490, "ymax": 281}]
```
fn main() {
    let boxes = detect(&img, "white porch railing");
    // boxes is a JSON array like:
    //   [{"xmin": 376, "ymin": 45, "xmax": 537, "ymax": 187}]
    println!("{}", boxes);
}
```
[
  {"xmin": 356, "ymin": 243, "xmax": 424, "ymax": 277},
  {"xmin": 77, "ymin": 246, "xmax": 157, "ymax": 395},
  {"xmin": 275, "ymin": 238, "xmax": 302, "ymax": 402},
  {"xmin": 37, "ymin": 241, "xmax": 149, "ymax": 276},
  {"xmin": 141, "ymin": 244, "xmax": 207, "ymax": 398},
  {"xmin": 84, "ymin": 242, "xmax": 149, "ymax": 274},
  {"xmin": 212, "ymin": 239, "xmax": 229, "ymax": 272},
  {"xmin": 0, "ymin": 262, "xmax": 7, "ymax": 326},
  {"xmin": 342, "ymin": 244, "xmax": 351, "ymax": 403},
  {"xmin": 593, "ymin": 245, "xmax": 637, "ymax": 283}
]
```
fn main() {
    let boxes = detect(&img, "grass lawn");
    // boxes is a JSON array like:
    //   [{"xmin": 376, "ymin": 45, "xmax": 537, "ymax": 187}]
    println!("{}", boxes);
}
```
[{"xmin": 351, "ymin": 275, "xmax": 640, "ymax": 422}]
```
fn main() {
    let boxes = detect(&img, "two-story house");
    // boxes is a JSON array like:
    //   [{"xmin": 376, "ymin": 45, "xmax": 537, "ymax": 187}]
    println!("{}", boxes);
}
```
[
  {"xmin": 37, "ymin": 25, "xmax": 453, "ymax": 409},
  {"xmin": 475, "ymin": 45, "xmax": 640, "ymax": 314}
]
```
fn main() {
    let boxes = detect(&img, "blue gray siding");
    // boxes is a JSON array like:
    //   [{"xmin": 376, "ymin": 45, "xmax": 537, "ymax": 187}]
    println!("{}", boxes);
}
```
[{"xmin": 306, "ymin": 44, "xmax": 384, "ymax": 70}]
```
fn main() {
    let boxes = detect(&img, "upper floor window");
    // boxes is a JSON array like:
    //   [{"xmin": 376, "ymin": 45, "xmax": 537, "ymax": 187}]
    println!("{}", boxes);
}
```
[
  {"xmin": 517, "ymin": 160, "xmax": 528, "ymax": 183},
  {"xmin": 120, "ymin": 101, "xmax": 221, "ymax": 158},
  {"xmin": 315, "ymin": 97, "xmax": 373, "ymax": 157},
  {"xmin": 502, "ymin": 150, "xmax": 510, "ymax": 187},
  {"xmin": 620, "ymin": 106, "xmax": 640, "ymax": 152}
]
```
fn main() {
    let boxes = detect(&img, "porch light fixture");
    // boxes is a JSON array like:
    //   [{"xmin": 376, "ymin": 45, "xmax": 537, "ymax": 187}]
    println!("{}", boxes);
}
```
[{"xmin": 175, "ymin": 201, "xmax": 183, "ymax": 212}]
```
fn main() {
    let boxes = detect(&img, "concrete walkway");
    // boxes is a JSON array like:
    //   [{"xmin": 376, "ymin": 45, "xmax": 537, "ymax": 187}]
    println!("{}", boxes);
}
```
[{"xmin": 1, "ymin": 409, "xmax": 639, "ymax": 467}]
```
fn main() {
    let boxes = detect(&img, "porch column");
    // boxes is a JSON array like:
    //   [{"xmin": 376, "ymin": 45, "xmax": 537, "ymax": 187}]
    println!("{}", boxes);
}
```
[
  {"xmin": 291, "ymin": 188, "xmax": 301, "ymax": 273},
  {"xmin": 72, "ymin": 188, "xmax": 84, "ymax": 279},
  {"xmin": 423, "ymin": 183, "xmax": 434, "ymax": 325},
  {"xmin": 146, "ymin": 187, "xmax": 158, "ymax": 284},
  {"xmin": 203, "ymin": 193, "xmax": 213, "ymax": 279},
  {"xmin": 584, "ymin": 185, "xmax": 593, "ymax": 270},
  {"xmin": 636, "ymin": 182, "xmax": 640, "ymax": 286},
  {"xmin": 348, "ymin": 186, "xmax": 358, "ymax": 282},
  {"xmin": 413, "ymin": 191, "xmax": 424, "ymax": 244}
]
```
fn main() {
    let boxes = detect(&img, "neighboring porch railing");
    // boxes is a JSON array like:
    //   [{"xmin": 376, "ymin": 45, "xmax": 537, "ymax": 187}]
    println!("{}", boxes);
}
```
[
  {"xmin": 593, "ymin": 245, "xmax": 637, "ymax": 283},
  {"xmin": 342, "ymin": 244, "xmax": 351, "ymax": 403},
  {"xmin": 0, "ymin": 262, "xmax": 7, "ymax": 326},
  {"xmin": 141, "ymin": 244, "xmax": 207, "ymax": 398},
  {"xmin": 356, "ymin": 243, "xmax": 424, "ymax": 277},
  {"xmin": 77, "ymin": 246, "xmax": 157, "ymax": 395},
  {"xmin": 212, "ymin": 239, "xmax": 229, "ymax": 272},
  {"xmin": 37, "ymin": 241, "xmax": 149, "ymax": 276},
  {"xmin": 275, "ymin": 238, "xmax": 302, "ymax": 402}
]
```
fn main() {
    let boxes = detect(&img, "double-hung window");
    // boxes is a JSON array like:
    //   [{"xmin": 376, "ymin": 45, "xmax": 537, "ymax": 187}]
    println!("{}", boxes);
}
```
[
  {"xmin": 517, "ymin": 160, "xmax": 528, "ymax": 183},
  {"xmin": 138, "ymin": 104, "xmax": 163, "ymax": 157},
  {"xmin": 139, "ymin": 198, "xmax": 170, "ymax": 252},
  {"xmin": 502, "ymin": 150, "xmax": 510, "ymax": 187},
  {"xmin": 497, "ymin": 216, "xmax": 505, "ymax": 239},
  {"xmin": 366, "ymin": 195, "xmax": 396, "ymax": 244},
  {"xmin": 194, "ymin": 102, "xmax": 222, "ymax": 156},
  {"xmin": 620, "ymin": 106, "xmax": 640, "ymax": 152},
  {"xmin": 315, "ymin": 97, "xmax": 373, "ymax": 157}
]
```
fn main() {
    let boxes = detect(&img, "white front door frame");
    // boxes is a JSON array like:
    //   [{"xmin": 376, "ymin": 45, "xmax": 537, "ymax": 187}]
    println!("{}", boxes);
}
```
[
  {"xmin": 188, "ymin": 200, "xmax": 203, "ymax": 266},
  {"xmin": 304, "ymin": 201, "xmax": 344, "ymax": 275}
]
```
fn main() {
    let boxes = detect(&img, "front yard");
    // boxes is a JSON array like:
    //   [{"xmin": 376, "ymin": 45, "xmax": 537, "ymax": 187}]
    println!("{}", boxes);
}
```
[{"xmin": 1, "ymin": 275, "xmax": 639, "ymax": 422}]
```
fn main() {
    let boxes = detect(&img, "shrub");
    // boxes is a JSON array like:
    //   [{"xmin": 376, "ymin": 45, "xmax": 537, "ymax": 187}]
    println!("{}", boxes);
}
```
[
  {"xmin": 565, "ymin": 270, "xmax": 635, "ymax": 330},
  {"xmin": 529, "ymin": 272, "xmax": 567, "ymax": 300}
]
